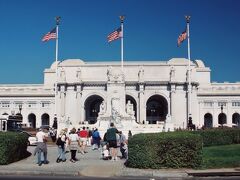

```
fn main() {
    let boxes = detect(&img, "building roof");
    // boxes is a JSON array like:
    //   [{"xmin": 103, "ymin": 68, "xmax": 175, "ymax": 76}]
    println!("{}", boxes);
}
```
[
  {"xmin": 194, "ymin": 60, "xmax": 205, "ymax": 68},
  {"xmin": 59, "ymin": 59, "xmax": 85, "ymax": 67},
  {"xmin": 50, "ymin": 61, "xmax": 60, "ymax": 69}
]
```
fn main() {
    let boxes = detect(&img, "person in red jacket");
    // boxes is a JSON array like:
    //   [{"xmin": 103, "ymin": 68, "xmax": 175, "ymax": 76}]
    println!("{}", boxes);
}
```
[{"xmin": 78, "ymin": 126, "xmax": 88, "ymax": 154}]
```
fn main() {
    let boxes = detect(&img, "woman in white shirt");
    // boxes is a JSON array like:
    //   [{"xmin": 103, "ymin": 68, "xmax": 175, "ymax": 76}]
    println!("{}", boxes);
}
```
[{"xmin": 68, "ymin": 128, "xmax": 80, "ymax": 163}]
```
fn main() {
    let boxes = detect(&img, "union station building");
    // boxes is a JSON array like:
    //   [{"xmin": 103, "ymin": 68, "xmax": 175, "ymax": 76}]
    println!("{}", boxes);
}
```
[{"xmin": 0, "ymin": 58, "xmax": 240, "ymax": 134}]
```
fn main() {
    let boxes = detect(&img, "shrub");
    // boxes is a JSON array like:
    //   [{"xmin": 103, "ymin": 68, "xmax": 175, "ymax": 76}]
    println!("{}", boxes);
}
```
[
  {"xmin": 193, "ymin": 128, "xmax": 240, "ymax": 147},
  {"xmin": 0, "ymin": 131, "xmax": 30, "ymax": 165},
  {"xmin": 126, "ymin": 132, "xmax": 202, "ymax": 169}
]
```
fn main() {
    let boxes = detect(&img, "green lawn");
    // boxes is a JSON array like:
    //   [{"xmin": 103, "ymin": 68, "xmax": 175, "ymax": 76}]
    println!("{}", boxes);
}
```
[{"xmin": 202, "ymin": 144, "xmax": 240, "ymax": 168}]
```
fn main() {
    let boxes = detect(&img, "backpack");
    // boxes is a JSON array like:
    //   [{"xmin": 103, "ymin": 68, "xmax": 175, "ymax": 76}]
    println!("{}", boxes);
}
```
[
  {"xmin": 56, "ymin": 136, "xmax": 64, "ymax": 146},
  {"xmin": 92, "ymin": 131, "xmax": 99, "ymax": 138}
]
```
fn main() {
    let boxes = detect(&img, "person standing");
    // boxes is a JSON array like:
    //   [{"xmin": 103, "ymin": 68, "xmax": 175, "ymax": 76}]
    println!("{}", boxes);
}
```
[
  {"xmin": 119, "ymin": 131, "xmax": 128, "ymax": 159},
  {"xmin": 68, "ymin": 128, "xmax": 80, "ymax": 163},
  {"xmin": 106, "ymin": 122, "xmax": 119, "ymax": 161},
  {"xmin": 56, "ymin": 129, "xmax": 67, "ymax": 163},
  {"xmin": 49, "ymin": 127, "xmax": 57, "ymax": 142},
  {"xmin": 92, "ymin": 128, "xmax": 101, "ymax": 150},
  {"xmin": 86, "ymin": 127, "xmax": 91, "ymax": 146},
  {"xmin": 79, "ymin": 126, "xmax": 88, "ymax": 154},
  {"xmin": 35, "ymin": 128, "xmax": 49, "ymax": 166},
  {"xmin": 128, "ymin": 130, "xmax": 132, "ymax": 139}
]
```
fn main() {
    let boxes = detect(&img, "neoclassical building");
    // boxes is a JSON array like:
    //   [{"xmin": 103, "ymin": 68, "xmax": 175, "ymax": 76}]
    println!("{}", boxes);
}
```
[{"xmin": 0, "ymin": 58, "xmax": 240, "ymax": 134}]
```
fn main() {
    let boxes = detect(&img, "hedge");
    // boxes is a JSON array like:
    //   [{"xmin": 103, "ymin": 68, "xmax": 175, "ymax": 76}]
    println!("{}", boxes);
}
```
[
  {"xmin": 0, "ymin": 131, "xmax": 30, "ymax": 165},
  {"xmin": 192, "ymin": 128, "xmax": 240, "ymax": 147},
  {"xmin": 126, "ymin": 132, "xmax": 203, "ymax": 169}
]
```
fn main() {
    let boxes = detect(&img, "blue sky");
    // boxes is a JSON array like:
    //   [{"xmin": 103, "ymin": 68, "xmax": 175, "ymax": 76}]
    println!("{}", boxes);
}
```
[{"xmin": 0, "ymin": 0, "xmax": 239, "ymax": 84}]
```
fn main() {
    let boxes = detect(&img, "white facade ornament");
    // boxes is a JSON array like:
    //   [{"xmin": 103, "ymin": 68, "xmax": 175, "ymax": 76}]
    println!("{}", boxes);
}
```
[
  {"xmin": 138, "ymin": 66, "xmax": 144, "ymax": 82},
  {"xmin": 99, "ymin": 100, "xmax": 106, "ymax": 115},
  {"xmin": 107, "ymin": 67, "xmax": 125, "ymax": 83},
  {"xmin": 111, "ymin": 106, "xmax": 121, "ymax": 124},
  {"xmin": 111, "ymin": 98, "xmax": 121, "ymax": 125},
  {"xmin": 76, "ymin": 68, "xmax": 82, "ymax": 82},
  {"xmin": 170, "ymin": 66, "xmax": 175, "ymax": 81},
  {"xmin": 126, "ymin": 100, "xmax": 134, "ymax": 117},
  {"xmin": 60, "ymin": 69, "xmax": 66, "ymax": 82}
]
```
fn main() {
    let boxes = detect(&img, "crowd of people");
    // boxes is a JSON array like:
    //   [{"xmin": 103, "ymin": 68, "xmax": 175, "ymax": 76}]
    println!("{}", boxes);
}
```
[{"xmin": 34, "ymin": 122, "xmax": 129, "ymax": 166}]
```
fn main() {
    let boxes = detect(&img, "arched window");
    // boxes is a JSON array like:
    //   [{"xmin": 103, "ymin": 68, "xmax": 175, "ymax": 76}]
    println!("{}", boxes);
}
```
[
  {"xmin": 204, "ymin": 113, "xmax": 213, "ymax": 128},
  {"xmin": 28, "ymin": 113, "xmax": 36, "ymax": 128},
  {"xmin": 146, "ymin": 95, "xmax": 168, "ymax": 124},
  {"xmin": 41, "ymin": 113, "xmax": 50, "ymax": 126},
  {"xmin": 232, "ymin": 113, "xmax": 240, "ymax": 127},
  {"xmin": 84, "ymin": 95, "xmax": 104, "ymax": 124},
  {"xmin": 218, "ymin": 113, "xmax": 227, "ymax": 127}
]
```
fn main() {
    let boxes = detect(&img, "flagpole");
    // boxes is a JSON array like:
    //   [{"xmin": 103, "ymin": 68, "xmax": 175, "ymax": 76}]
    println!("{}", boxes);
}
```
[
  {"xmin": 54, "ymin": 16, "xmax": 60, "ymax": 122},
  {"xmin": 120, "ymin": 15, "xmax": 125, "ymax": 71},
  {"xmin": 185, "ymin": 15, "xmax": 192, "ymax": 127}
]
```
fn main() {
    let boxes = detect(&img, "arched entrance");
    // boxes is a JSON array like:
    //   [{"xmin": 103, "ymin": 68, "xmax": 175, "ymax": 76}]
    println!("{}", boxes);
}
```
[
  {"xmin": 126, "ymin": 95, "xmax": 137, "ymax": 121},
  {"xmin": 232, "ymin": 113, "xmax": 240, "ymax": 127},
  {"xmin": 85, "ymin": 95, "xmax": 104, "ymax": 124},
  {"xmin": 218, "ymin": 113, "xmax": 227, "ymax": 127},
  {"xmin": 41, "ymin": 113, "xmax": 50, "ymax": 126},
  {"xmin": 204, "ymin": 113, "xmax": 213, "ymax": 128},
  {"xmin": 28, "ymin": 113, "xmax": 36, "ymax": 128},
  {"xmin": 146, "ymin": 95, "xmax": 168, "ymax": 124}
]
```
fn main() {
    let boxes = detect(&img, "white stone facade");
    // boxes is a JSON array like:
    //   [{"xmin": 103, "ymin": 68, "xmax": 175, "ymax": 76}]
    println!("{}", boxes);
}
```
[{"xmin": 1, "ymin": 58, "xmax": 240, "ymax": 135}]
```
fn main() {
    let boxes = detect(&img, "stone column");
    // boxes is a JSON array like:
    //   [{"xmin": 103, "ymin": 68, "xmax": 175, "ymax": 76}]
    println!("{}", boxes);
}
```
[
  {"xmin": 226, "ymin": 101, "xmax": 231, "ymax": 127},
  {"xmin": 138, "ymin": 84, "xmax": 145, "ymax": 124},
  {"xmin": 170, "ymin": 84, "xmax": 176, "ymax": 123},
  {"xmin": 60, "ymin": 85, "xmax": 66, "ymax": 121},
  {"xmin": 198, "ymin": 101, "xmax": 202, "ymax": 128},
  {"xmin": 213, "ymin": 101, "xmax": 218, "ymax": 127},
  {"xmin": 76, "ymin": 85, "xmax": 82, "ymax": 124},
  {"xmin": 75, "ymin": 69, "xmax": 84, "ymax": 124}
]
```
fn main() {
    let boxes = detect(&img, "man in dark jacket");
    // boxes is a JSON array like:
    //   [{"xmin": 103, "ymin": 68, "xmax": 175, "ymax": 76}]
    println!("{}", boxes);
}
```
[{"xmin": 106, "ymin": 122, "xmax": 119, "ymax": 161}]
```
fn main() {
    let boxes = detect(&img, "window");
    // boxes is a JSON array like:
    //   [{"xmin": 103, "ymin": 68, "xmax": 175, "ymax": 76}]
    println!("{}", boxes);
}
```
[
  {"xmin": 1, "ymin": 101, "xmax": 10, "ymax": 108},
  {"xmin": 218, "ymin": 102, "xmax": 227, "ymax": 107},
  {"xmin": 14, "ymin": 102, "xmax": 23, "ymax": 108},
  {"xmin": 232, "ymin": 102, "xmax": 240, "ymax": 107},
  {"xmin": 27, "ymin": 102, "xmax": 37, "ymax": 108},
  {"xmin": 42, "ymin": 102, "xmax": 50, "ymax": 108},
  {"xmin": 204, "ymin": 101, "xmax": 213, "ymax": 107}
]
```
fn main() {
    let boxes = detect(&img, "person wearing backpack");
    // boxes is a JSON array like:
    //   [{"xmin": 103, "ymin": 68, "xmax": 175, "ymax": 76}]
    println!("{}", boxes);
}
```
[
  {"xmin": 92, "ymin": 128, "xmax": 101, "ymax": 150},
  {"xmin": 56, "ymin": 129, "xmax": 67, "ymax": 163},
  {"xmin": 106, "ymin": 122, "xmax": 119, "ymax": 161}
]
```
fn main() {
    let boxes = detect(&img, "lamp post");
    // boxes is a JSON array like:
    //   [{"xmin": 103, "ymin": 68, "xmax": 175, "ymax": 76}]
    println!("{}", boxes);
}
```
[
  {"xmin": 18, "ymin": 104, "xmax": 23, "ymax": 121},
  {"xmin": 185, "ymin": 15, "xmax": 192, "ymax": 130},
  {"xmin": 119, "ymin": 15, "xmax": 125, "ymax": 70},
  {"xmin": 19, "ymin": 104, "xmax": 22, "ymax": 114}
]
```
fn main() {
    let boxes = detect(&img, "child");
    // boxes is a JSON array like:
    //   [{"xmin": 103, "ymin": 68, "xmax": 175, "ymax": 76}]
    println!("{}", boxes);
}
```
[
  {"xmin": 121, "ymin": 143, "xmax": 128, "ymax": 159},
  {"xmin": 102, "ymin": 144, "xmax": 110, "ymax": 160}
]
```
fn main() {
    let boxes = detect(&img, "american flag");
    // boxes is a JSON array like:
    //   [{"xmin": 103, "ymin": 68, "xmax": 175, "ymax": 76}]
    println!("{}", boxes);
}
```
[
  {"xmin": 107, "ymin": 27, "xmax": 122, "ymax": 42},
  {"xmin": 177, "ymin": 29, "xmax": 187, "ymax": 47},
  {"xmin": 42, "ymin": 27, "xmax": 57, "ymax": 42}
]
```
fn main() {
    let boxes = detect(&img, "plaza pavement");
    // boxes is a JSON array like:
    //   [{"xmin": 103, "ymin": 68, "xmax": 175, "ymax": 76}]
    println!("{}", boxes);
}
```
[{"xmin": 0, "ymin": 145, "xmax": 239, "ymax": 178}]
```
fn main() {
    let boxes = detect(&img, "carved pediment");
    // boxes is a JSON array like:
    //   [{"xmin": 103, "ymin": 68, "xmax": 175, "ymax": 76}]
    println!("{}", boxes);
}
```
[{"xmin": 107, "ymin": 67, "xmax": 125, "ymax": 83}]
